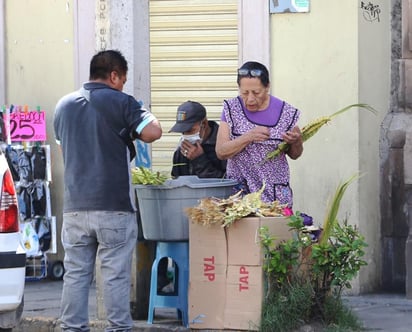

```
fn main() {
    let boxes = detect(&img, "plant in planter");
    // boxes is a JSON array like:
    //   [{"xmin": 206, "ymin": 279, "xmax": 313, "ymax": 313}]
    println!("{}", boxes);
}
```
[{"xmin": 259, "ymin": 175, "xmax": 368, "ymax": 331}]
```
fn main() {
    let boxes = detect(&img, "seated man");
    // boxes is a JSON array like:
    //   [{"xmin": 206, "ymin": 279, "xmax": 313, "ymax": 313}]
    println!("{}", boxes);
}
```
[
  {"xmin": 170, "ymin": 100, "xmax": 226, "ymax": 179},
  {"xmin": 158, "ymin": 101, "xmax": 227, "ymax": 293}
]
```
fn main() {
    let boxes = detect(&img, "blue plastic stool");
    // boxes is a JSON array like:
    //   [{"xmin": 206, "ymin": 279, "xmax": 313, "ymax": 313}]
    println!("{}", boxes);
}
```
[{"xmin": 147, "ymin": 241, "xmax": 189, "ymax": 327}]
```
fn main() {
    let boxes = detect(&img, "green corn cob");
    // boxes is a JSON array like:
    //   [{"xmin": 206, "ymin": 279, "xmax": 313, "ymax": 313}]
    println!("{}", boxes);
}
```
[
  {"xmin": 264, "ymin": 103, "xmax": 376, "ymax": 162},
  {"xmin": 301, "ymin": 116, "xmax": 331, "ymax": 141}
]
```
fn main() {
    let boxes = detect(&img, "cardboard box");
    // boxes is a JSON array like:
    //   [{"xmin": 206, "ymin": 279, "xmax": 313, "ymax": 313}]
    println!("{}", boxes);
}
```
[
  {"xmin": 224, "ymin": 265, "xmax": 264, "ymax": 331},
  {"xmin": 224, "ymin": 217, "xmax": 292, "ymax": 330},
  {"xmin": 189, "ymin": 216, "xmax": 292, "ymax": 330},
  {"xmin": 227, "ymin": 216, "xmax": 292, "ymax": 266},
  {"xmin": 188, "ymin": 221, "xmax": 227, "ymax": 329}
]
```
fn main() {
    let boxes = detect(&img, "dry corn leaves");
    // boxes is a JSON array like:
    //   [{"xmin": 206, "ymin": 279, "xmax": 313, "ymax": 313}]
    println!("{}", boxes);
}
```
[{"xmin": 185, "ymin": 186, "xmax": 286, "ymax": 228}]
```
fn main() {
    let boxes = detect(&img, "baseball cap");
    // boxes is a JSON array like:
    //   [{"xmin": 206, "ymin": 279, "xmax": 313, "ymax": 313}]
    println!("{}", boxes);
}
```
[{"xmin": 169, "ymin": 101, "xmax": 206, "ymax": 133}]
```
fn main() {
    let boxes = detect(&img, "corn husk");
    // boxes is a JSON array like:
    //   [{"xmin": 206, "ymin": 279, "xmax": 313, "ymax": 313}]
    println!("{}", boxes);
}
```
[{"xmin": 185, "ymin": 185, "xmax": 286, "ymax": 228}]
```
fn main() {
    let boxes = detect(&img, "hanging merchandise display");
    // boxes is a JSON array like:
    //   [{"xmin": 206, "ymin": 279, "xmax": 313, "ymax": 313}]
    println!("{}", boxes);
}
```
[{"xmin": 1, "ymin": 104, "xmax": 63, "ymax": 281}]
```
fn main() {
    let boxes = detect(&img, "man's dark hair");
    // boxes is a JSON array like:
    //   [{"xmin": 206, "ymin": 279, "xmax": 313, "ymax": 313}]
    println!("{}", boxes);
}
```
[
  {"xmin": 89, "ymin": 49, "xmax": 128, "ymax": 80},
  {"xmin": 237, "ymin": 61, "xmax": 270, "ymax": 87}
]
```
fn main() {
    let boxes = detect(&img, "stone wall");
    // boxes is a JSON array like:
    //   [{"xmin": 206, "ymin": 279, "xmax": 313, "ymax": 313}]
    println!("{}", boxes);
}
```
[{"xmin": 380, "ymin": 0, "xmax": 412, "ymax": 294}]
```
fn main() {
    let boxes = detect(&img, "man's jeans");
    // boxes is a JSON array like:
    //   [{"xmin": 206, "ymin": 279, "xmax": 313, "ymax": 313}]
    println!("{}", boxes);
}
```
[{"xmin": 60, "ymin": 210, "xmax": 137, "ymax": 332}]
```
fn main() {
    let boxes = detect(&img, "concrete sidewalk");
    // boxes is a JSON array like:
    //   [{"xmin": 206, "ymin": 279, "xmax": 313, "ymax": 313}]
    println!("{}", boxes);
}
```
[
  {"xmin": 342, "ymin": 293, "xmax": 412, "ymax": 332},
  {"xmin": 18, "ymin": 279, "xmax": 189, "ymax": 332},
  {"xmin": 17, "ymin": 279, "xmax": 412, "ymax": 331}
]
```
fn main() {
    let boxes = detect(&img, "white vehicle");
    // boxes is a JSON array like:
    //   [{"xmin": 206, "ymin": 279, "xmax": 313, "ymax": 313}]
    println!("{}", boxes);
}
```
[{"xmin": 0, "ymin": 147, "xmax": 25, "ymax": 331}]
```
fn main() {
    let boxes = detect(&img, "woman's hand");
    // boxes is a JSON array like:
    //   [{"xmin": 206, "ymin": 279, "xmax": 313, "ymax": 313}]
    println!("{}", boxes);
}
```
[
  {"xmin": 216, "ymin": 122, "xmax": 271, "ymax": 160},
  {"xmin": 282, "ymin": 126, "xmax": 303, "ymax": 159},
  {"xmin": 247, "ymin": 126, "xmax": 270, "ymax": 143},
  {"xmin": 282, "ymin": 126, "xmax": 302, "ymax": 145}
]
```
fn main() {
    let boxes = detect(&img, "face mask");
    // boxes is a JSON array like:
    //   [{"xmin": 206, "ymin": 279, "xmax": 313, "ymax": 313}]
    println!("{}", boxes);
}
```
[{"xmin": 182, "ymin": 132, "xmax": 202, "ymax": 144}]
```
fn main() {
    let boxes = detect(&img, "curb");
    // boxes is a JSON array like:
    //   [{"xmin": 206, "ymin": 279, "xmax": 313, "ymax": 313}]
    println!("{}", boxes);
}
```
[{"xmin": 16, "ymin": 317, "xmax": 190, "ymax": 332}]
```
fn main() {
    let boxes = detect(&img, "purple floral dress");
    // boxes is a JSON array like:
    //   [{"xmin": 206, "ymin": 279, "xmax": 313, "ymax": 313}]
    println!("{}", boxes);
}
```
[{"xmin": 222, "ymin": 96, "xmax": 300, "ymax": 206}]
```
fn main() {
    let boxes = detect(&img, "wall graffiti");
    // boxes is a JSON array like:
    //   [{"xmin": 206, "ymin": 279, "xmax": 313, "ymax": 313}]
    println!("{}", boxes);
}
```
[{"xmin": 360, "ymin": 1, "xmax": 381, "ymax": 23}]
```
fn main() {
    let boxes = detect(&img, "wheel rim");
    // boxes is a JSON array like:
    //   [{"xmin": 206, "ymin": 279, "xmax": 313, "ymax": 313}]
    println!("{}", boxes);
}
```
[{"xmin": 52, "ymin": 263, "xmax": 64, "ymax": 278}]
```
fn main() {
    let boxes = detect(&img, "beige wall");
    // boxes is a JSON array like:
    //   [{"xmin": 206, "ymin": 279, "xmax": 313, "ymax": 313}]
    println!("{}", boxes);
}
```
[
  {"xmin": 270, "ymin": 0, "xmax": 390, "ymax": 292},
  {"xmin": 4, "ymin": 0, "xmax": 76, "ymax": 261},
  {"xmin": 358, "ymin": 0, "xmax": 390, "ymax": 293},
  {"xmin": 2, "ymin": 0, "xmax": 392, "ymax": 293}
]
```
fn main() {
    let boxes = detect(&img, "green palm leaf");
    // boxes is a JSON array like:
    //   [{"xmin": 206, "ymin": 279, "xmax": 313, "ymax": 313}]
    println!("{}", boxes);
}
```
[
  {"xmin": 264, "ymin": 103, "xmax": 377, "ymax": 162},
  {"xmin": 319, "ymin": 174, "xmax": 361, "ymax": 246}
]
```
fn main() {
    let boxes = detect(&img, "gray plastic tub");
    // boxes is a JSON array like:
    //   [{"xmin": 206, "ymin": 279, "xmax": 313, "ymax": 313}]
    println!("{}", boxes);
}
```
[{"xmin": 135, "ymin": 176, "xmax": 237, "ymax": 241}]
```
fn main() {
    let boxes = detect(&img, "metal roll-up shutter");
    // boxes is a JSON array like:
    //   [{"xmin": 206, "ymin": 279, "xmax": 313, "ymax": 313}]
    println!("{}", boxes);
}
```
[{"xmin": 149, "ymin": 0, "xmax": 238, "ymax": 170}]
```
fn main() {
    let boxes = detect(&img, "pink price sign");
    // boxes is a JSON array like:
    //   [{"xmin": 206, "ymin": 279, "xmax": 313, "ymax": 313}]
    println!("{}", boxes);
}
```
[{"xmin": 8, "ymin": 111, "xmax": 47, "ymax": 142}]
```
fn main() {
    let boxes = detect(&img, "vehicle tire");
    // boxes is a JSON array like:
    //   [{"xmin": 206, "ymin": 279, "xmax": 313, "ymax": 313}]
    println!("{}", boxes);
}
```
[{"xmin": 47, "ymin": 260, "xmax": 65, "ymax": 280}]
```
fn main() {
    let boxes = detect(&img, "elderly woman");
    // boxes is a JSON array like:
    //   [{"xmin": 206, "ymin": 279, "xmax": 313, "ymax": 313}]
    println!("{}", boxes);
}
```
[{"xmin": 215, "ymin": 61, "xmax": 303, "ymax": 206}]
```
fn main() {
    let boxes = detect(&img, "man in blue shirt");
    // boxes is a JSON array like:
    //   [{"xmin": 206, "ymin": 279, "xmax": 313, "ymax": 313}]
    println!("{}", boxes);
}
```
[{"xmin": 54, "ymin": 49, "xmax": 162, "ymax": 332}]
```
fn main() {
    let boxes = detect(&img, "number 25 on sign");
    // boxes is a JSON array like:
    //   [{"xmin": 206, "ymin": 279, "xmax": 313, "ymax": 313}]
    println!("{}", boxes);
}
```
[{"xmin": 9, "ymin": 110, "xmax": 47, "ymax": 142}]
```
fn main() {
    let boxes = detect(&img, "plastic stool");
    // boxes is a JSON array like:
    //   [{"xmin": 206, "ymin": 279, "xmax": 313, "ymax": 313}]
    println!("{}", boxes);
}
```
[{"xmin": 147, "ymin": 241, "xmax": 189, "ymax": 327}]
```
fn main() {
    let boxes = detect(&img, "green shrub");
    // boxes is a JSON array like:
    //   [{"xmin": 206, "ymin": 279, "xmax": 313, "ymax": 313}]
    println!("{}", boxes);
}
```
[{"xmin": 259, "ymin": 175, "xmax": 368, "ymax": 331}]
